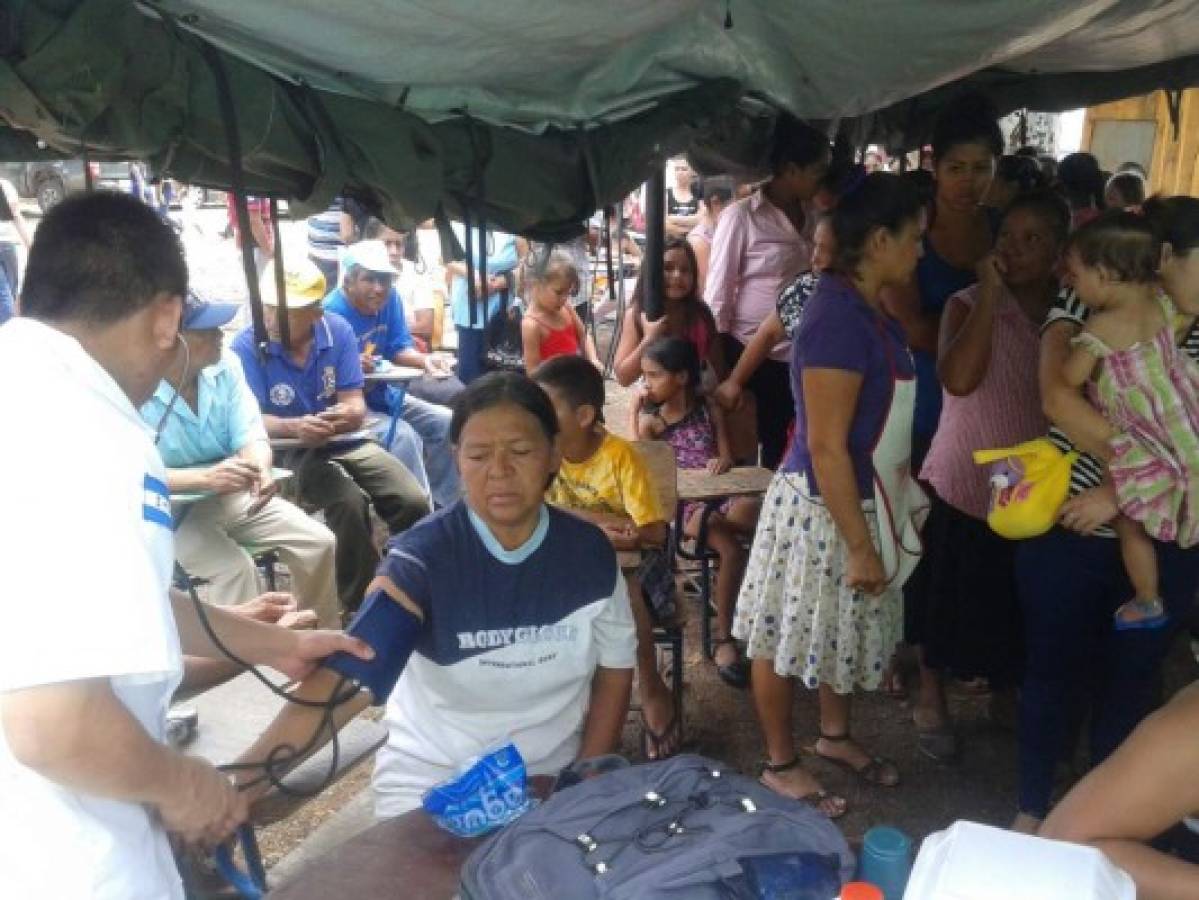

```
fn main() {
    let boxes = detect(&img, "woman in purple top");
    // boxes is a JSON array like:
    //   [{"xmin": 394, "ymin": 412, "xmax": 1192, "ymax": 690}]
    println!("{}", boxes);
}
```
[{"xmin": 733, "ymin": 174, "xmax": 928, "ymax": 817}]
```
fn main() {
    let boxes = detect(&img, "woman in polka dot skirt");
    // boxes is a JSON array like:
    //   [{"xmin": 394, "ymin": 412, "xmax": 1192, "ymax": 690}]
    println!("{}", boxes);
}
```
[{"xmin": 733, "ymin": 174, "xmax": 929, "ymax": 818}]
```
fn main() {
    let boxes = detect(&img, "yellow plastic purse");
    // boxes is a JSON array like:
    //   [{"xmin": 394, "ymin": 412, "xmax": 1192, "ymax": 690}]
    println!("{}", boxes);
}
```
[{"xmin": 972, "ymin": 438, "xmax": 1079, "ymax": 540}]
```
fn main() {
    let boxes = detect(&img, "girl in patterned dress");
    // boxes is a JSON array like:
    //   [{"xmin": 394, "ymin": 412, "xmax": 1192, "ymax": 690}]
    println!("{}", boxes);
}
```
[
  {"xmin": 1063, "ymin": 212, "xmax": 1199, "ymax": 630},
  {"xmin": 635, "ymin": 337, "xmax": 762, "ymax": 688}
]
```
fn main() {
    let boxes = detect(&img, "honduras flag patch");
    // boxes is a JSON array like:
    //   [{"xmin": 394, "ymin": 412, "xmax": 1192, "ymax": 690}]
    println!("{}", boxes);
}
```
[{"xmin": 143, "ymin": 474, "xmax": 172, "ymax": 528}]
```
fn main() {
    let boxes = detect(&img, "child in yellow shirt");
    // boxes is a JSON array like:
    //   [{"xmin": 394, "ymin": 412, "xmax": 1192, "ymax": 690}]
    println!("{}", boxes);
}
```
[{"xmin": 533, "ymin": 355, "xmax": 679, "ymax": 760}]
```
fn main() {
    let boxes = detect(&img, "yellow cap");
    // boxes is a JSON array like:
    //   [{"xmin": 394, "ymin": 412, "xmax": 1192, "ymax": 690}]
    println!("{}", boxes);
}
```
[{"xmin": 259, "ymin": 259, "xmax": 327, "ymax": 308}]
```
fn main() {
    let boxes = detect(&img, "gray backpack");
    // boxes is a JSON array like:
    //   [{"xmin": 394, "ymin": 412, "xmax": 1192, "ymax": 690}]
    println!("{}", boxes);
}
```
[{"xmin": 459, "ymin": 755, "xmax": 854, "ymax": 899}]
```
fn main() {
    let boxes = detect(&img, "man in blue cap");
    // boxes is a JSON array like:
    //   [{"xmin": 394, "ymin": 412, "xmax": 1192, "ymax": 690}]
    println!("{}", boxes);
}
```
[
  {"xmin": 140, "ymin": 292, "xmax": 340, "ymax": 627},
  {"xmin": 324, "ymin": 238, "xmax": 462, "ymax": 508}
]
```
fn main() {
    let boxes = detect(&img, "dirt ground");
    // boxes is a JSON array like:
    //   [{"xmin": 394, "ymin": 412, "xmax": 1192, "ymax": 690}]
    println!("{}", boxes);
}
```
[{"xmin": 18, "ymin": 201, "xmax": 1189, "ymax": 868}]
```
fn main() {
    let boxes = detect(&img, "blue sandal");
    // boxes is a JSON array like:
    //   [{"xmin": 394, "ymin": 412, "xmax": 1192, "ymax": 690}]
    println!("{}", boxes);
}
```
[{"xmin": 1114, "ymin": 598, "xmax": 1169, "ymax": 632}]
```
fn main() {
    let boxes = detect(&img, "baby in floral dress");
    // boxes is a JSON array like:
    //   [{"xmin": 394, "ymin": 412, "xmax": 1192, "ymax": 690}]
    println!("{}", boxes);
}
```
[{"xmin": 1063, "ymin": 212, "xmax": 1199, "ymax": 630}]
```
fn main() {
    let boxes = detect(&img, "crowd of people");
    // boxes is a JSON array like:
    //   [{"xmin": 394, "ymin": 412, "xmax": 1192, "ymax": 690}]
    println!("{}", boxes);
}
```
[{"xmin": 3, "ymin": 86, "xmax": 1199, "ymax": 899}]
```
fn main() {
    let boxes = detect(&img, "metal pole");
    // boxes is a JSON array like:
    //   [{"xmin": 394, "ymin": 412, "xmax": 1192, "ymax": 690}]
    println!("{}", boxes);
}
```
[{"xmin": 642, "ymin": 169, "xmax": 665, "ymax": 322}]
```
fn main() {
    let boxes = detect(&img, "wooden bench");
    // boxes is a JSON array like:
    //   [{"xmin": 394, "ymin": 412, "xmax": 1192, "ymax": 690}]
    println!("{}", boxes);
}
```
[{"xmin": 618, "ymin": 441, "xmax": 684, "ymax": 731}]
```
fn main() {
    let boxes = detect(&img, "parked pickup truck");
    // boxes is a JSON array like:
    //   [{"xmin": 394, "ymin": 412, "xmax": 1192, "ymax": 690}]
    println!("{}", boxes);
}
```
[{"xmin": 0, "ymin": 159, "xmax": 131, "ymax": 212}]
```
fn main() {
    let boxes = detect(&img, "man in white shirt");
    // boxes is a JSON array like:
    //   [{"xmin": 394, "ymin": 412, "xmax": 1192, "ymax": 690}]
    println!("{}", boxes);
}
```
[{"xmin": 0, "ymin": 191, "xmax": 370, "ymax": 900}]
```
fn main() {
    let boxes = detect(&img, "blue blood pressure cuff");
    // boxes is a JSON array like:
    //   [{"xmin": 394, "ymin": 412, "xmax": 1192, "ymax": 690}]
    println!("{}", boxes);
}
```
[{"xmin": 322, "ymin": 581, "xmax": 422, "ymax": 704}]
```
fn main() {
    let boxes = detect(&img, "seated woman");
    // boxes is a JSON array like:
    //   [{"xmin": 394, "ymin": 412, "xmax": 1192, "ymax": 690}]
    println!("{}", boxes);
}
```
[
  {"xmin": 1041, "ymin": 683, "xmax": 1199, "ymax": 900},
  {"xmin": 233, "ymin": 372, "xmax": 636, "ymax": 816}
]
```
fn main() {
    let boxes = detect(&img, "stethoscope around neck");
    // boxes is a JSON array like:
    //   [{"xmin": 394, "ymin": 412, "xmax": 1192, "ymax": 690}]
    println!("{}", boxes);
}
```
[{"xmin": 153, "ymin": 332, "xmax": 192, "ymax": 446}]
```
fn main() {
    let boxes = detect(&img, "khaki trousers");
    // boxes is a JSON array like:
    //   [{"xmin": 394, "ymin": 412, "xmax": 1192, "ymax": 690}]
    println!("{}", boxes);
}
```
[
  {"xmin": 284, "ymin": 441, "xmax": 430, "ymax": 613},
  {"xmin": 174, "ymin": 492, "xmax": 340, "ymax": 627}
]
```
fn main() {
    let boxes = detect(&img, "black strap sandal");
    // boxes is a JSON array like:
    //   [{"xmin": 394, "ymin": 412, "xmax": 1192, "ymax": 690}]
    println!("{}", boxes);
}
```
[
  {"xmin": 759, "ymin": 757, "xmax": 847, "ymax": 819},
  {"xmin": 808, "ymin": 731, "xmax": 900, "ymax": 787},
  {"xmin": 711, "ymin": 637, "xmax": 750, "ymax": 689}
]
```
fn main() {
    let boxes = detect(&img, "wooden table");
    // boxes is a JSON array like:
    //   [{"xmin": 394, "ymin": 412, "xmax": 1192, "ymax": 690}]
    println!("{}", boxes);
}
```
[
  {"xmin": 267, "ymin": 776, "xmax": 555, "ymax": 899},
  {"xmin": 363, "ymin": 364, "xmax": 423, "ymax": 383},
  {"xmin": 268, "ymin": 429, "xmax": 375, "ymax": 450},
  {"xmin": 676, "ymin": 465, "xmax": 773, "ymax": 502}
]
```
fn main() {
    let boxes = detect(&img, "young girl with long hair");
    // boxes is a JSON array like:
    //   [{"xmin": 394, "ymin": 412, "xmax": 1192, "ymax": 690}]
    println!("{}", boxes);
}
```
[
  {"xmin": 520, "ymin": 248, "xmax": 600, "ymax": 374},
  {"xmin": 635, "ymin": 336, "xmax": 761, "ymax": 687}
]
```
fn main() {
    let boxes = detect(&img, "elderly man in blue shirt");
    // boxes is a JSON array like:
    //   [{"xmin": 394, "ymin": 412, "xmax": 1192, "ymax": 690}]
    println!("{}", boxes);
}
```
[
  {"xmin": 324, "ymin": 239, "xmax": 462, "ymax": 508},
  {"xmin": 448, "ymin": 223, "xmax": 521, "ymax": 383},
  {"xmin": 232, "ymin": 260, "xmax": 429, "ymax": 614},
  {"xmin": 141, "ymin": 295, "xmax": 341, "ymax": 627}
]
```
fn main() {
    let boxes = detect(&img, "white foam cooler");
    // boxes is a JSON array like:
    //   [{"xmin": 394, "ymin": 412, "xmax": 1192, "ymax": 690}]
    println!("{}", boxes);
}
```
[{"xmin": 903, "ymin": 821, "xmax": 1135, "ymax": 900}]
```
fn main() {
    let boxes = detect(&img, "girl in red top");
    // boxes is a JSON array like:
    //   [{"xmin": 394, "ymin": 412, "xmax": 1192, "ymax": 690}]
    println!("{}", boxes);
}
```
[{"xmin": 521, "ymin": 249, "xmax": 601, "ymax": 374}]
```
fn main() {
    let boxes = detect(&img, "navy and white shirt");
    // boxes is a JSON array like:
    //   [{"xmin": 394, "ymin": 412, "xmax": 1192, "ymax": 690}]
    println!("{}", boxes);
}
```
[
  {"xmin": 1042, "ymin": 288, "xmax": 1199, "ymax": 538},
  {"xmin": 231, "ymin": 313, "xmax": 364, "ymax": 418},
  {"xmin": 372, "ymin": 502, "xmax": 635, "ymax": 817}
]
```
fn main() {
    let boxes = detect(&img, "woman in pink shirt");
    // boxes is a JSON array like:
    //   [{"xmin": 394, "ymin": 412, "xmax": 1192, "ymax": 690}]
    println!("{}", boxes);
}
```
[
  {"xmin": 906, "ymin": 190, "xmax": 1070, "ymax": 754},
  {"xmin": 704, "ymin": 116, "xmax": 830, "ymax": 467}
]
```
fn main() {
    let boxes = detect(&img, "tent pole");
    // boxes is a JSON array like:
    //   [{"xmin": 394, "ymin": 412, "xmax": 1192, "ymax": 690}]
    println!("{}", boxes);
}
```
[
  {"xmin": 600, "ymin": 206, "xmax": 619, "ymax": 376},
  {"xmin": 604, "ymin": 204, "xmax": 627, "ymax": 377},
  {"xmin": 643, "ymin": 169, "xmax": 665, "ymax": 322},
  {"xmin": 269, "ymin": 197, "xmax": 290, "ymax": 349}
]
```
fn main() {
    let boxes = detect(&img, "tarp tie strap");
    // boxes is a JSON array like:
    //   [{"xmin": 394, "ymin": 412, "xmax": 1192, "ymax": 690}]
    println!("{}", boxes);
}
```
[
  {"xmin": 475, "ymin": 198, "xmax": 489, "ymax": 333},
  {"xmin": 463, "ymin": 115, "xmax": 489, "ymax": 332},
  {"xmin": 198, "ymin": 39, "xmax": 273, "ymax": 362},
  {"xmin": 80, "ymin": 141, "xmax": 93, "ymax": 192},
  {"xmin": 462, "ymin": 202, "xmax": 477, "ymax": 328}
]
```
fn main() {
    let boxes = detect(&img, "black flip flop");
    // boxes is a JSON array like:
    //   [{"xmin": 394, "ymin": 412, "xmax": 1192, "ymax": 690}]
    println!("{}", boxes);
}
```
[{"xmin": 711, "ymin": 637, "xmax": 751, "ymax": 689}]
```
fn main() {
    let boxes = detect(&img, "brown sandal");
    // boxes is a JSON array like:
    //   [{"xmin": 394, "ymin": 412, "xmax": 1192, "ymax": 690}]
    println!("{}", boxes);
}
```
[
  {"xmin": 807, "ymin": 732, "xmax": 900, "ymax": 787},
  {"xmin": 760, "ymin": 757, "xmax": 847, "ymax": 819}
]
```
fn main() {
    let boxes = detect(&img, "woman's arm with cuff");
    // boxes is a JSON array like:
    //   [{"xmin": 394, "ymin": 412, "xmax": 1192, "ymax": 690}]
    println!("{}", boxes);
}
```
[{"xmin": 230, "ymin": 585, "xmax": 423, "ymax": 801}]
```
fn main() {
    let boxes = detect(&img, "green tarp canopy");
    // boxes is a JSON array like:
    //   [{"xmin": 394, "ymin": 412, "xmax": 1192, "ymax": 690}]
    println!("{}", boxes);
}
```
[{"xmin": 2, "ymin": 0, "xmax": 1199, "ymax": 237}]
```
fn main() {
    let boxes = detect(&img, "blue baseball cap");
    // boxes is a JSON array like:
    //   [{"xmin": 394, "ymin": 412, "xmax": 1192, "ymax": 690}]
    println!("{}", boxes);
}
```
[{"xmin": 182, "ymin": 294, "xmax": 240, "ymax": 330}]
